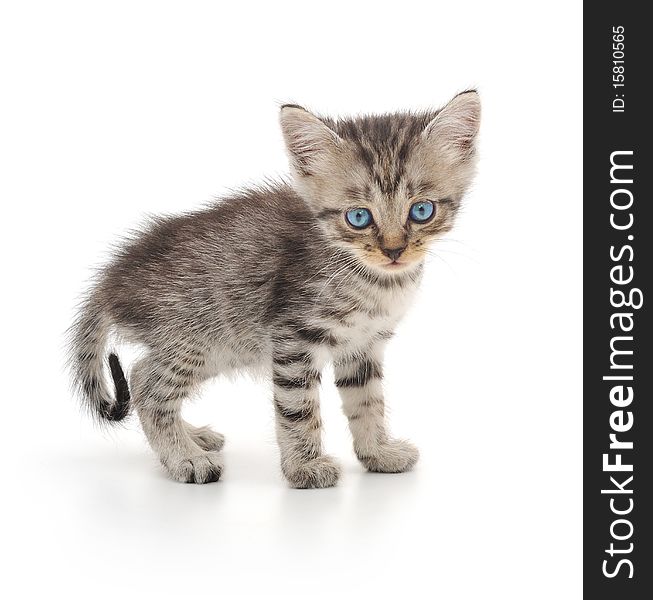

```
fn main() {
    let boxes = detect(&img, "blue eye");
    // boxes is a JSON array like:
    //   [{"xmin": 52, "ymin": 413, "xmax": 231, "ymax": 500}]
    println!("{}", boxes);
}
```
[
  {"xmin": 409, "ymin": 201, "xmax": 435, "ymax": 223},
  {"xmin": 345, "ymin": 208, "xmax": 373, "ymax": 229}
]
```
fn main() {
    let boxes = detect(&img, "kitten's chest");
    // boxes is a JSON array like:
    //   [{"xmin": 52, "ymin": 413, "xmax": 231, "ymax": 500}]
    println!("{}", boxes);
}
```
[{"xmin": 328, "ymin": 281, "xmax": 418, "ymax": 354}]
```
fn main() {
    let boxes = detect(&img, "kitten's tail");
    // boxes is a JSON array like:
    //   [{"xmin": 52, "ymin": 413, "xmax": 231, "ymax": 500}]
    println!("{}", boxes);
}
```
[{"xmin": 68, "ymin": 297, "xmax": 131, "ymax": 423}]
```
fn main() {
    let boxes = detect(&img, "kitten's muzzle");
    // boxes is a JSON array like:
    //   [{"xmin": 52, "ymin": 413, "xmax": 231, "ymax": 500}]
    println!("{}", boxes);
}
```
[{"xmin": 381, "ymin": 245, "xmax": 407, "ymax": 262}]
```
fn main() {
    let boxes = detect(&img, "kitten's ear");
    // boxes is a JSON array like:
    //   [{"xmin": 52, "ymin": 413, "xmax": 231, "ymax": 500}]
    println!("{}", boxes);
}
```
[
  {"xmin": 279, "ymin": 104, "xmax": 341, "ymax": 176},
  {"xmin": 422, "ymin": 90, "xmax": 481, "ymax": 161}
]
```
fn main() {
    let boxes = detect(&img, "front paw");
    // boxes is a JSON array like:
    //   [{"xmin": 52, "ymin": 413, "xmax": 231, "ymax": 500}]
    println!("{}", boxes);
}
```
[
  {"xmin": 283, "ymin": 455, "xmax": 341, "ymax": 489},
  {"xmin": 358, "ymin": 439, "xmax": 419, "ymax": 473}
]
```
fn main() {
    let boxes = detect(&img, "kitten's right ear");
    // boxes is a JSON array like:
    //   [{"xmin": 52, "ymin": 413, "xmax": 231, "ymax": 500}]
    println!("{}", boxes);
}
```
[{"xmin": 279, "ymin": 105, "xmax": 341, "ymax": 176}]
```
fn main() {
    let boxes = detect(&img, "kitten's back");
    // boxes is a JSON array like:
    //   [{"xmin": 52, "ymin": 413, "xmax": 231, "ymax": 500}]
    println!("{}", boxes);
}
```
[{"xmin": 96, "ymin": 182, "xmax": 318, "ymax": 340}]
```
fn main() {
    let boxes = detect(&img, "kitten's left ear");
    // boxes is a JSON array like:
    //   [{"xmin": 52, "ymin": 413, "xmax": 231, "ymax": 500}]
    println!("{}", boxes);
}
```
[
  {"xmin": 423, "ymin": 90, "xmax": 481, "ymax": 161},
  {"xmin": 279, "ymin": 104, "xmax": 342, "ymax": 176}
]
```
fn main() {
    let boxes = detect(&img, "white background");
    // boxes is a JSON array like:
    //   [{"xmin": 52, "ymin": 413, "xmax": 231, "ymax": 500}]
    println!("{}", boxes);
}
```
[{"xmin": 0, "ymin": 1, "xmax": 582, "ymax": 598}]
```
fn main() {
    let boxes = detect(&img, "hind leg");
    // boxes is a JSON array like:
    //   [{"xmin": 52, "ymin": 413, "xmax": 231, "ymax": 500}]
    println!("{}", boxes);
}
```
[
  {"xmin": 132, "ymin": 357, "xmax": 223, "ymax": 484},
  {"xmin": 186, "ymin": 423, "xmax": 225, "ymax": 452}
]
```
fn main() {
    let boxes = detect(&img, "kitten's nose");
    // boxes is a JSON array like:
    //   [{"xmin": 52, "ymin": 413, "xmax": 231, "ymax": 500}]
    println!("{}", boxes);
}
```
[{"xmin": 381, "ymin": 246, "xmax": 407, "ymax": 262}]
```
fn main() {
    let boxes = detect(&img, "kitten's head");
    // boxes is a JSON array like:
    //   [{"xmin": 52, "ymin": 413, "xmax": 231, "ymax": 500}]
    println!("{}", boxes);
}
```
[{"xmin": 280, "ymin": 91, "xmax": 480, "ymax": 274}]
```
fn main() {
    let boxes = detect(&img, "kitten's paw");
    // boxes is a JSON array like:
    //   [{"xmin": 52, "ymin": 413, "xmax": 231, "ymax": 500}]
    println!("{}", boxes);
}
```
[
  {"xmin": 283, "ymin": 455, "xmax": 341, "ymax": 489},
  {"xmin": 359, "ymin": 439, "xmax": 419, "ymax": 473},
  {"xmin": 188, "ymin": 425, "xmax": 225, "ymax": 452},
  {"xmin": 166, "ymin": 451, "xmax": 223, "ymax": 484}
]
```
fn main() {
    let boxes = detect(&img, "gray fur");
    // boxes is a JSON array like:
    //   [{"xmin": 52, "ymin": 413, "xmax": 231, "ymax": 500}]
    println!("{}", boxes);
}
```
[{"xmin": 68, "ymin": 91, "xmax": 480, "ymax": 487}]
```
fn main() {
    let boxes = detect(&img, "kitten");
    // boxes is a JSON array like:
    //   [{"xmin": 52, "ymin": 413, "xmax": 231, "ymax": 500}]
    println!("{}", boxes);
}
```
[{"xmin": 69, "ymin": 90, "xmax": 480, "ymax": 488}]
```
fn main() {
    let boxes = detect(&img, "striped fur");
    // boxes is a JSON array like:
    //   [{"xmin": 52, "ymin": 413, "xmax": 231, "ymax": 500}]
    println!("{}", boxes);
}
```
[
  {"xmin": 335, "ymin": 343, "xmax": 418, "ymax": 473},
  {"xmin": 68, "ymin": 91, "xmax": 480, "ymax": 487}
]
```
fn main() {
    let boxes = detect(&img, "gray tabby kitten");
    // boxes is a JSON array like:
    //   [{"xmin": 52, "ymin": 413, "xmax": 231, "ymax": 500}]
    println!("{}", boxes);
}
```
[{"xmin": 69, "ymin": 90, "xmax": 480, "ymax": 488}]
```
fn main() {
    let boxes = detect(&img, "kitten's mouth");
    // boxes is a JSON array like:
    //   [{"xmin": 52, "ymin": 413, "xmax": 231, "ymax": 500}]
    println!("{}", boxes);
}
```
[{"xmin": 361, "ymin": 254, "xmax": 414, "ymax": 272}]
